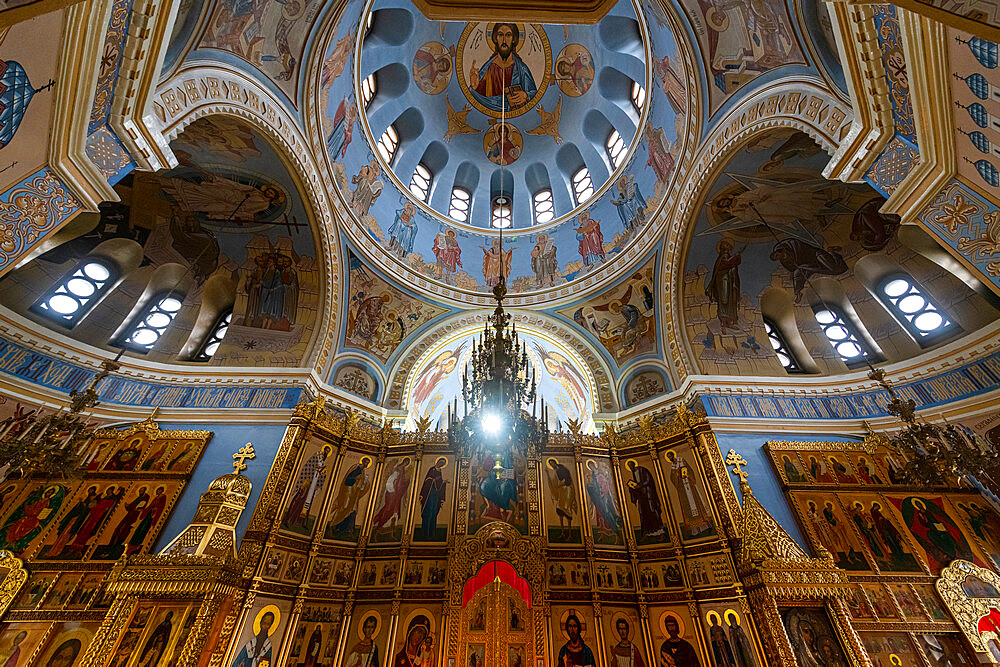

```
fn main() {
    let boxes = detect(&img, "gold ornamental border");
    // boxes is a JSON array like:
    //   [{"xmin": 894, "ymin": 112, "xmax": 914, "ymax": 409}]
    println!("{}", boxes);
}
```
[
  {"xmin": 936, "ymin": 559, "xmax": 1000, "ymax": 657},
  {"xmin": 0, "ymin": 549, "xmax": 28, "ymax": 621}
]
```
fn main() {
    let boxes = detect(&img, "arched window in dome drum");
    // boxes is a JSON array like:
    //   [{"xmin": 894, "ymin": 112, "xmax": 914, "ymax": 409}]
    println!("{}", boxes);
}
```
[
  {"xmin": 631, "ymin": 81, "xmax": 646, "ymax": 111},
  {"xmin": 116, "ymin": 292, "xmax": 185, "ymax": 352},
  {"xmin": 532, "ymin": 188, "xmax": 554, "ymax": 224},
  {"xmin": 606, "ymin": 129, "xmax": 627, "ymax": 168},
  {"xmin": 763, "ymin": 317, "xmax": 803, "ymax": 373},
  {"xmin": 449, "ymin": 186, "xmax": 471, "ymax": 222},
  {"xmin": 812, "ymin": 305, "xmax": 880, "ymax": 367},
  {"xmin": 491, "ymin": 195, "xmax": 512, "ymax": 229},
  {"xmin": 877, "ymin": 274, "xmax": 957, "ymax": 345},
  {"xmin": 196, "ymin": 310, "xmax": 232, "ymax": 361},
  {"xmin": 377, "ymin": 124, "xmax": 399, "ymax": 165},
  {"xmin": 571, "ymin": 166, "xmax": 594, "ymax": 206},
  {"xmin": 360, "ymin": 73, "xmax": 377, "ymax": 108},
  {"xmin": 409, "ymin": 163, "xmax": 433, "ymax": 202},
  {"xmin": 31, "ymin": 259, "xmax": 117, "ymax": 327}
]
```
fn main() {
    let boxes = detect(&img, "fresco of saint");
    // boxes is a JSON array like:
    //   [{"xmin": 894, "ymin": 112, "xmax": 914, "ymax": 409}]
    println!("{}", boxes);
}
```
[
  {"xmin": 530, "ymin": 233, "xmax": 559, "ymax": 287},
  {"xmin": 704, "ymin": 238, "xmax": 744, "ymax": 333},
  {"xmin": 325, "ymin": 458, "xmax": 373, "ymax": 540},
  {"xmin": 558, "ymin": 614, "xmax": 596, "ymax": 667},
  {"xmin": 666, "ymin": 451, "xmax": 716, "ymax": 541},
  {"xmin": 625, "ymin": 460, "xmax": 667, "ymax": 543},
  {"xmin": 0, "ymin": 484, "xmax": 64, "ymax": 553},
  {"xmin": 610, "ymin": 175, "xmax": 646, "ymax": 237},
  {"xmin": 416, "ymin": 458, "xmax": 448, "ymax": 541},
  {"xmin": 388, "ymin": 203, "xmax": 419, "ymax": 259},
  {"xmin": 575, "ymin": 213, "xmax": 605, "ymax": 267},
  {"xmin": 432, "ymin": 230, "xmax": 463, "ymax": 281},
  {"xmin": 350, "ymin": 161, "xmax": 385, "ymax": 218},
  {"xmin": 484, "ymin": 123, "xmax": 522, "ymax": 166},
  {"xmin": 608, "ymin": 617, "xmax": 646, "ymax": 667},
  {"xmin": 282, "ymin": 445, "xmax": 332, "ymax": 534},
  {"xmin": 413, "ymin": 42, "xmax": 453, "ymax": 95},
  {"xmin": 467, "ymin": 24, "xmax": 537, "ymax": 112},
  {"xmin": 328, "ymin": 98, "xmax": 358, "ymax": 159},
  {"xmin": 481, "ymin": 238, "xmax": 513, "ymax": 287}
]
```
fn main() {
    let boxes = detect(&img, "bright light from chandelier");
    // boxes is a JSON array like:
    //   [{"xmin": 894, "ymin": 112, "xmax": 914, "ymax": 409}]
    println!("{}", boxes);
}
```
[{"xmin": 481, "ymin": 412, "xmax": 504, "ymax": 435}]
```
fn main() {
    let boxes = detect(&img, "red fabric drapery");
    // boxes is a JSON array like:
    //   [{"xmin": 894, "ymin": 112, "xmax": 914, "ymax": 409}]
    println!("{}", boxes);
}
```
[
  {"xmin": 978, "ymin": 607, "xmax": 1000, "ymax": 632},
  {"xmin": 462, "ymin": 560, "xmax": 531, "ymax": 608}
]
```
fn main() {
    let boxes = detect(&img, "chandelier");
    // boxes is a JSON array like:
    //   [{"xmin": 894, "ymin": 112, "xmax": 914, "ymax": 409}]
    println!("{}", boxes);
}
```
[
  {"xmin": 867, "ymin": 366, "xmax": 996, "ymax": 489},
  {"xmin": 0, "ymin": 353, "xmax": 121, "ymax": 480},
  {"xmin": 447, "ymin": 264, "xmax": 548, "ymax": 473},
  {"xmin": 446, "ymin": 87, "xmax": 549, "ymax": 471}
]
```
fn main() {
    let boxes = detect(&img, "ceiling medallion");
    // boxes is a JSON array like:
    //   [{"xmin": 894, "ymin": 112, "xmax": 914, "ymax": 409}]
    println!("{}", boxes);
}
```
[{"xmin": 455, "ymin": 22, "xmax": 552, "ymax": 119}]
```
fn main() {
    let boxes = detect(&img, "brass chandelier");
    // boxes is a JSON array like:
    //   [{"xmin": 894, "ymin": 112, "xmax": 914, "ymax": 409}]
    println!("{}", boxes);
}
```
[
  {"xmin": 868, "ymin": 366, "xmax": 996, "ymax": 490},
  {"xmin": 0, "ymin": 353, "xmax": 120, "ymax": 480},
  {"xmin": 447, "ymin": 275, "xmax": 549, "ymax": 472}
]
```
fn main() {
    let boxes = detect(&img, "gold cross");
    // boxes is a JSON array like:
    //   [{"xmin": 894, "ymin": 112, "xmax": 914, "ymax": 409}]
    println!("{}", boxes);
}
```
[
  {"xmin": 725, "ymin": 449, "xmax": 748, "ymax": 483},
  {"xmin": 233, "ymin": 442, "xmax": 257, "ymax": 473}
]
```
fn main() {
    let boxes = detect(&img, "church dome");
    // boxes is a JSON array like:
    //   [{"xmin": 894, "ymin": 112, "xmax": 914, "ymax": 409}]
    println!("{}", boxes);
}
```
[{"xmin": 318, "ymin": 0, "xmax": 690, "ymax": 298}]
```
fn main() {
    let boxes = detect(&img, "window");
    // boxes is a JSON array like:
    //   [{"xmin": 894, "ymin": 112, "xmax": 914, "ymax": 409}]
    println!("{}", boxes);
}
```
[
  {"xmin": 878, "ymin": 275, "xmax": 956, "ymax": 342},
  {"xmin": 196, "ymin": 311, "xmax": 232, "ymax": 361},
  {"xmin": 409, "ymin": 163, "xmax": 433, "ymax": 202},
  {"xmin": 32, "ymin": 260, "xmax": 116, "ymax": 327},
  {"xmin": 491, "ymin": 195, "xmax": 512, "ymax": 229},
  {"xmin": 813, "ymin": 306, "xmax": 877, "ymax": 366},
  {"xmin": 117, "ymin": 293, "xmax": 184, "ymax": 352},
  {"xmin": 360, "ymin": 73, "xmax": 377, "ymax": 108},
  {"xmin": 571, "ymin": 166, "xmax": 594, "ymax": 205},
  {"xmin": 532, "ymin": 189, "xmax": 555, "ymax": 224},
  {"xmin": 631, "ymin": 81, "xmax": 646, "ymax": 111},
  {"xmin": 606, "ymin": 129, "xmax": 627, "ymax": 169},
  {"xmin": 449, "ymin": 187, "xmax": 471, "ymax": 222},
  {"xmin": 377, "ymin": 124, "xmax": 399, "ymax": 164},
  {"xmin": 763, "ymin": 318, "xmax": 802, "ymax": 373}
]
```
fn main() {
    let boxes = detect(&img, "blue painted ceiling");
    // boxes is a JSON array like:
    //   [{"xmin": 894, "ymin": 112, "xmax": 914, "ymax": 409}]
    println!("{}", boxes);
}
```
[{"xmin": 359, "ymin": 0, "xmax": 648, "ymax": 231}]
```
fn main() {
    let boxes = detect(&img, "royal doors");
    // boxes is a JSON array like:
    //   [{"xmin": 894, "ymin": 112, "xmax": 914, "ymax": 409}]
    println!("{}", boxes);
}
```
[{"xmin": 460, "ymin": 561, "xmax": 534, "ymax": 667}]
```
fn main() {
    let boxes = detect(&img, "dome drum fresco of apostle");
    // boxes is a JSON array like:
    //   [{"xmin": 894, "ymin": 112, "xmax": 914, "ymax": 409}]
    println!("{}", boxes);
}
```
[
  {"xmin": 680, "ymin": 129, "xmax": 1000, "ymax": 376},
  {"xmin": 317, "ymin": 0, "xmax": 690, "ymax": 298}
]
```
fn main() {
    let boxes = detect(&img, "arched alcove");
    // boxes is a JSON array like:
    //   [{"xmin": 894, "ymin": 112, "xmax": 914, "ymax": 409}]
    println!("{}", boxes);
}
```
[{"xmin": 0, "ymin": 115, "xmax": 326, "ymax": 367}]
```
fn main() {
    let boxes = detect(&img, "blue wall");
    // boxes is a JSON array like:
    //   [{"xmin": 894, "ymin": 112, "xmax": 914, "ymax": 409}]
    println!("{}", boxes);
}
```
[
  {"xmin": 713, "ymin": 431, "xmax": 862, "ymax": 552},
  {"xmin": 154, "ymin": 421, "xmax": 290, "ymax": 551}
]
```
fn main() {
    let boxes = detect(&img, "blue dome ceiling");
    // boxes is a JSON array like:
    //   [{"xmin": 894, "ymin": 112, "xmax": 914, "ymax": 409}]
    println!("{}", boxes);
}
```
[
  {"xmin": 358, "ymin": 0, "xmax": 649, "ymax": 231},
  {"xmin": 319, "ymin": 0, "xmax": 688, "ymax": 296}
]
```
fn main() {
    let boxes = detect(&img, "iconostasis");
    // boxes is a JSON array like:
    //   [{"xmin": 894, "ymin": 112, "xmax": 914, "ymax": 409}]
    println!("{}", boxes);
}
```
[
  {"xmin": 0, "ymin": 416, "xmax": 211, "ymax": 664},
  {"xmin": 210, "ymin": 406, "xmax": 766, "ymax": 667},
  {"xmin": 766, "ymin": 439, "xmax": 998, "ymax": 665},
  {"xmin": 0, "ymin": 402, "xmax": 996, "ymax": 666}
]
